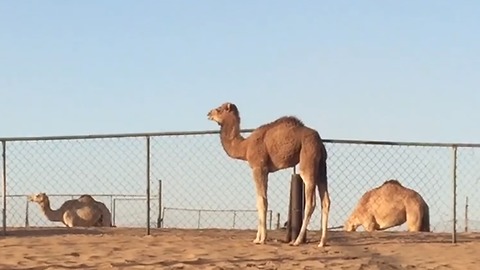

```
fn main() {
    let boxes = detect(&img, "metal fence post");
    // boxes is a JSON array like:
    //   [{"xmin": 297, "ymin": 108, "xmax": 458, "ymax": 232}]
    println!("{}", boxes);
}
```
[
  {"xmin": 109, "ymin": 195, "xmax": 114, "ymax": 221},
  {"xmin": 112, "ymin": 198, "xmax": 117, "ymax": 227},
  {"xmin": 157, "ymin": 179, "xmax": 162, "ymax": 228},
  {"xmin": 2, "ymin": 141, "xmax": 6, "ymax": 236},
  {"xmin": 276, "ymin": 213, "xmax": 280, "ymax": 230},
  {"xmin": 24, "ymin": 199, "xmax": 29, "ymax": 227},
  {"xmin": 161, "ymin": 207, "xmax": 166, "ymax": 227},
  {"xmin": 451, "ymin": 145, "xmax": 458, "ymax": 244},
  {"xmin": 146, "ymin": 136, "xmax": 151, "ymax": 235},
  {"xmin": 464, "ymin": 196, "xmax": 468, "ymax": 233},
  {"xmin": 197, "ymin": 210, "xmax": 201, "ymax": 229},
  {"xmin": 269, "ymin": 210, "xmax": 273, "ymax": 230}
]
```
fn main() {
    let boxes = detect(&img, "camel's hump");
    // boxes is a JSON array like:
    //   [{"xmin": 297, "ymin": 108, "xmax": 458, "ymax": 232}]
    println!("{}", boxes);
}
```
[
  {"xmin": 77, "ymin": 195, "xmax": 96, "ymax": 203},
  {"xmin": 382, "ymin": 179, "xmax": 403, "ymax": 186},
  {"xmin": 260, "ymin": 116, "xmax": 305, "ymax": 129}
]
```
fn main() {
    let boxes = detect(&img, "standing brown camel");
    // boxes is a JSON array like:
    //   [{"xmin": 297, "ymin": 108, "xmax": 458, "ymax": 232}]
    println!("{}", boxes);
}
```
[{"xmin": 207, "ymin": 102, "xmax": 330, "ymax": 247}]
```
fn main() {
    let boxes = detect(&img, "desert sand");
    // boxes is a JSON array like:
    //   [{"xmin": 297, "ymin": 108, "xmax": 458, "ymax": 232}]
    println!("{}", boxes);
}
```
[{"xmin": 0, "ymin": 227, "xmax": 479, "ymax": 270}]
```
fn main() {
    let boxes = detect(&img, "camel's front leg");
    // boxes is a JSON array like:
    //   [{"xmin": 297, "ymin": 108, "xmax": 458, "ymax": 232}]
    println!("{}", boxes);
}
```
[{"xmin": 252, "ymin": 167, "xmax": 268, "ymax": 244}]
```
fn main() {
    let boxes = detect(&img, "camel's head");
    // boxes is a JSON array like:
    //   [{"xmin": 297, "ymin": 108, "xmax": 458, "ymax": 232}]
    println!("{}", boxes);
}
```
[
  {"xmin": 207, "ymin": 102, "xmax": 239, "ymax": 126},
  {"xmin": 28, "ymin": 193, "xmax": 48, "ymax": 204},
  {"xmin": 343, "ymin": 218, "xmax": 359, "ymax": 232}
]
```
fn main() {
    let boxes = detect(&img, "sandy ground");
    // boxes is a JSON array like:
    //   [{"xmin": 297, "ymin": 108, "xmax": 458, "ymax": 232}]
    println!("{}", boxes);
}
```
[{"xmin": 0, "ymin": 227, "xmax": 479, "ymax": 270}]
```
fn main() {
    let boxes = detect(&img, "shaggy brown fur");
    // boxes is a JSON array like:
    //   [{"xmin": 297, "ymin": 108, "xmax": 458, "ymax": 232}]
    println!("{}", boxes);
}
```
[
  {"xmin": 344, "ymin": 179, "xmax": 430, "ymax": 232},
  {"xmin": 207, "ymin": 102, "xmax": 330, "ymax": 247}
]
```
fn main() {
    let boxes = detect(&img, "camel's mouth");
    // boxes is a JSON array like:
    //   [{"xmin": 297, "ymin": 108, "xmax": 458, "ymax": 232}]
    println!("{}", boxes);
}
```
[
  {"xmin": 27, "ymin": 194, "xmax": 44, "ymax": 202},
  {"xmin": 343, "ymin": 224, "xmax": 357, "ymax": 232},
  {"xmin": 207, "ymin": 110, "xmax": 222, "ymax": 126}
]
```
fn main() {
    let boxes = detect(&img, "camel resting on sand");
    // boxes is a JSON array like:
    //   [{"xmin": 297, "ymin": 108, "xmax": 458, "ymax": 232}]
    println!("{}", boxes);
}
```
[
  {"xmin": 28, "ymin": 193, "xmax": 113, "ymax": 227},
  {"xmin": 344, "ymin": 179, "xmax": 430, "ymax": 232},
  {"xmin": 207, "ymin": 102, "xmax": 330, "ymax": 247}
]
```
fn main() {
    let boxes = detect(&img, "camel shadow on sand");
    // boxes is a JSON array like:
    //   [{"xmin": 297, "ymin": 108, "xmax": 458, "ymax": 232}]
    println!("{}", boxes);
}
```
[{"xmin": 2, "ymin": 227, "xmax": 105, "ymax": 238}]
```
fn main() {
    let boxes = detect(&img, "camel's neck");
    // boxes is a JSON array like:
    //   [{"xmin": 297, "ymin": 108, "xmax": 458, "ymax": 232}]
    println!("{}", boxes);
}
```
[
  {"xmin": 38, "ymin": 200, "xmax": 63, "ymax": 222},
  {"xmin": 219, "ymin": 119, "xmax": 247, "ymax": 161}
]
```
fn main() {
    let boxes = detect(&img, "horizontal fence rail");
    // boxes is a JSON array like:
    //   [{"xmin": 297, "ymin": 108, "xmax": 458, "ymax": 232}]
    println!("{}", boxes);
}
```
[{"xmin": 1, "ymin": 129, "xmax": 480, "ymax": 244}]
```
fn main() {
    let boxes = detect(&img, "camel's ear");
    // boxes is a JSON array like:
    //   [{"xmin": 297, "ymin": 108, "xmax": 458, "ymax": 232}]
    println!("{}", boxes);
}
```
[{"xmin": 226, "ymin": 103, "xmax": 236, "ymax": 112}]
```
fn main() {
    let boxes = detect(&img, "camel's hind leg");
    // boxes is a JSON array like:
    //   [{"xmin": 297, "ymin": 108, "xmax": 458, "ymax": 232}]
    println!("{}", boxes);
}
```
[
  {"xmin": 292, "ymin": 153, "xmax": 318, "ymax": 246},
  {"xmin": 317, "ymin": 159, "xmax": 330, "ymax": 247},
  {"xmin": 421, "ymin": 204, "xmax": 430, "ymax": 232},
  {"xmin": 99, "ymin": 205, "xmax": 112, "ymax": 227},
  {"xmin": 252, "ymin": 167, "xmax": 269, "ymax": 244},
  {"xmin": 406, "ymin": 207, "xmax": 423, "ymax": 232},
  {"xmin": 102, "ymin": 213, "xmax": 112, "ymax": 227},
  {"xmin": 364, "ymin": 215, "xmax": 379, "ymax": 232}
]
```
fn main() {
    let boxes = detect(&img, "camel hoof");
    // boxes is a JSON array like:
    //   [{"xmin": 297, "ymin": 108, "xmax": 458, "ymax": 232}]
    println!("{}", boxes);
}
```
[
  {"xmin": 317, "ymin": 241, "xmax": 326, "ymax": 247},
  {"xmin": 290, "ymin": 240, "xmax": 301, "ymax": 246},
  {"xmin": 252, "ymin": 239, "xmax": 262, "ymax": 244}
]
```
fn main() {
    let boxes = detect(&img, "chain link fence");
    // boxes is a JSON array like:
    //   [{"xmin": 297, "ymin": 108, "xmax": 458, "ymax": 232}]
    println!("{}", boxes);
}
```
[{"xmin": 1, "ymin": 130, "xmax": 479, "ymax": 239}]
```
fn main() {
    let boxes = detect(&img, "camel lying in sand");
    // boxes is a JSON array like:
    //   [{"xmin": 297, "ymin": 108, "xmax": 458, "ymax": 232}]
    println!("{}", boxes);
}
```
[
  {"xmin": 344, "ymin": 179, "xmax": 430, "ymax": 232},
  {"xmin": 28, "ymin": 193, "xmax": 113, "ymax": 227}
]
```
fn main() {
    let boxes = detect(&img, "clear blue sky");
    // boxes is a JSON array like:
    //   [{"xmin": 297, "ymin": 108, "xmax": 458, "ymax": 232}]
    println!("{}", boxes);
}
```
[
  {"xmin": 1, "ymin": 1, "xmax": 479, "ymax": 142},
  {"xmin": 1, "ymin": 1, "xmax": 480, "ymax": 231}
]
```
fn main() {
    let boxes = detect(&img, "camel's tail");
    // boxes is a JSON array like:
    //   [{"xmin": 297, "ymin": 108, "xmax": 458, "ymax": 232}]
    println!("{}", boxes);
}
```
[
  {"xmin": 317, "ymin": 145, "xmax": 328, "ymax": 186},
  {"xmin": 420, "ymin": 203, "xmax": 430, "ymax": 232},
  {"xmin": 316, "ymin": 148, "xmax": 330, "ymax": 207}
]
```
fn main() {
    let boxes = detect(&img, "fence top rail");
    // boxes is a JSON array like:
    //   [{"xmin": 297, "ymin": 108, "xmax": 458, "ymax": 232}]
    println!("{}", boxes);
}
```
[
  {"xmin": 1, "ymin": 129, "xmax": 480, "ymax": 148},
  {"xmin": 326, "ymin": 139, "xmax": 480, "ymax": 148},
  {"xmin": 7, "ymin": 193, "xmax": 149, "ymax": 198},
  {"xmin": 0, "ymin": 130, "xmax": 231, "ymax": 142}
]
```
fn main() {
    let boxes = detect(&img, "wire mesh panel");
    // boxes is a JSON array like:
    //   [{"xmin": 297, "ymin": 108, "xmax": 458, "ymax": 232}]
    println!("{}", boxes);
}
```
[
  {"xmin": 456, "ymin": 147, "xmax": 480, "ymax": 232},
  {"xmin": 111, "ymin": 196, "xmax": 159, "ymax": 227},
  {"xmin": 4, "ymin": 137, "xmax": 148, "ymax": 228},
  {"xmin": 150, "ymin": 131, "xmax": 293, "ymax": 230},
  {"xmin": 149, "ymin": 132, "xmax": 459, "ymax": 232},
  {"xmin": 1, "ymin": 131, "xmax": 479, "ymax": 239},
  {"xmin": 324, "ymin": 142, "xmax": 453, "ymax": 232}
]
